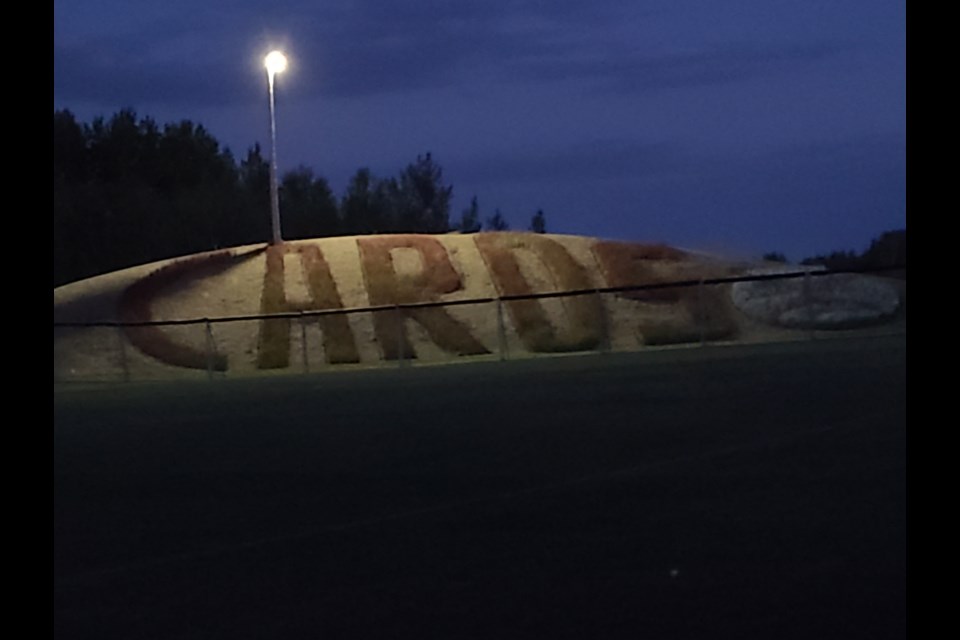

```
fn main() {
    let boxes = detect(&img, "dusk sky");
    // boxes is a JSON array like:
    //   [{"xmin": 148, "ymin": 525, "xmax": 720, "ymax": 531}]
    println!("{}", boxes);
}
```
[{"xmin": 53, "ymin": 0, "xmax": 905, "ymax": 261}]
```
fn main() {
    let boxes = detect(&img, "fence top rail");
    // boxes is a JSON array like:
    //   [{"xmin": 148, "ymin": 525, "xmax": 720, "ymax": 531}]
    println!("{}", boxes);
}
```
[{"xmin": 53, "ymin": 264, "xmax": 905, "ymax": 329}]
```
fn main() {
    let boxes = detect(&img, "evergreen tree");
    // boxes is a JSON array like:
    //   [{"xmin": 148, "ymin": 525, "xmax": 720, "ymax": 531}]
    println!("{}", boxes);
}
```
[
  {"xmin": 280, "ymin": 166, "xmax": 339, "ymax": 240},
  {"xmin": 54, "ymin": 110, "xmax": 255, "ymax": 284},
  {"xmin": 529, "ymin": 209, "xmax": 546, "ymax": 233},
  {"xmin": 393, "ymin": 152, "xmax": 453, "ymax": 232},
  {"xmin": 456, "ymin": 196, "xmax": 483, "ymax": 233},
  {"xmin": 862, "ymin": 230, "xmax": 906, "ymax": 269},
  {"xmin": 340, "ymin": 168, "xmax": 387, "ymax": 234},
  {"xmin": 762, "ymin": 252, "xmax": 787, "ymax": 263},
  {"xmin": 486, "ymin": 209, "xmax": 510, "ymax": 231},
  {"xmin": 54, "ymin": 109, "xmax": 567, "ymax": 286}
]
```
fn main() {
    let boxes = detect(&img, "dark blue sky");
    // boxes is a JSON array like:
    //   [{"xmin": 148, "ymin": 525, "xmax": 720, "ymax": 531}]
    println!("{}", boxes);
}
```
[{"xmin": 53, "ymin": 0, "xmax": 905, "ymax": 261}]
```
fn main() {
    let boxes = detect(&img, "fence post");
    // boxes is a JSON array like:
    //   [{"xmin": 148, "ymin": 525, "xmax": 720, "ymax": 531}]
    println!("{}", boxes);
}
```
[
  {"xmin": 204, "ymin": 319, "xmax": 215, "ymax": 381},
  {"xmin": 496, "ymin": 298, "xmax": 507, "ymax": 361},
  {"xmin": 300, "ymin": 311, "xmax": 310, "ymax": 373},
  {"xmin": 115, "ymin": 324, "xmax": 130, "ymax": 383},
  {"xmin": 595, "ymin": 289, "xmax": 610, "ymax": 354},
  {"xmin": 698, "ymin": 278, "xmax": 706, "ymax": 346},
  {"xmin": 803, "ymin": 270, "xmax": 815, "ymax": 340},
  {"xmin": 395, "ymin": 305, "xmax": 405, "ymax": 368}
]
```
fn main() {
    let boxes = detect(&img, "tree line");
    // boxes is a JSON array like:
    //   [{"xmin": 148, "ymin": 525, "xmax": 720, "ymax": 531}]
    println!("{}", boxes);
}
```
[
  {"xmin": 763, "ymin": 229, "xmax": 906, "ymax": 273},
  {"xmin": 54, "ymin": 109, "xmax": 547, "ymax": 286}
]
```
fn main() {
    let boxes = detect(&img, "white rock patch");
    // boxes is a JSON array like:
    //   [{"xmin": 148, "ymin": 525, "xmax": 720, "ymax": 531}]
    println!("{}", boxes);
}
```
[{"xmin": 732, "ymin": 267, "xmax": 900, "ymax": 329}]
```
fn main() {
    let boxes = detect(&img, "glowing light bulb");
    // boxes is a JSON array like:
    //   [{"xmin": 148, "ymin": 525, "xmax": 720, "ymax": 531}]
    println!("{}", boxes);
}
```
[{"xmin": 265, "ymin": 51, "xmax": 288, "ymax": 76}]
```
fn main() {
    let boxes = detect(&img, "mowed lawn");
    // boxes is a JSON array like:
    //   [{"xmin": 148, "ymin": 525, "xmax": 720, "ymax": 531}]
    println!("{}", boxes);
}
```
[{"xmin": 54, "ymin": 335, "xmax": 906, "ymax": 639}]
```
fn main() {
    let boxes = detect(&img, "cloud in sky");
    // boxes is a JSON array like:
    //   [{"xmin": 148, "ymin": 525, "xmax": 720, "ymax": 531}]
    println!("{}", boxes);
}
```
[
  {"xmin": 53, "ymin": 0, "xmax": 905, "ymax": 259},
  {"xmin": 54, "ymin": 0, "xmax": 895, "ymax": 103}
]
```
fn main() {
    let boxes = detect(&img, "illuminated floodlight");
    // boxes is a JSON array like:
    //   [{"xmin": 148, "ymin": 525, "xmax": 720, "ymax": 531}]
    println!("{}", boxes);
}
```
[{"xmin": 264, "ymin": 50, "xmax": 288, "ymax": 77}]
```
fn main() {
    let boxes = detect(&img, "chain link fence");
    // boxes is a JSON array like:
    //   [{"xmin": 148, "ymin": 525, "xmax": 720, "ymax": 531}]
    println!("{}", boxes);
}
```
[{"xmin": 54, "ymin": 266, "xmax": 906, "ymax": 383}]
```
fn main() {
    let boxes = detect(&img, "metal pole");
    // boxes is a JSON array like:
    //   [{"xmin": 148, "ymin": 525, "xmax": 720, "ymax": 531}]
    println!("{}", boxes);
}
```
[
  {"xmin": 803, "ymin": 270, "xmax": 815, "ymax": 340},
  {"xmin": 496, "ymin": 298, "xmax": 507, "ymax": 361},
  {"xmin": 698, "ymin": 279, "xmax": 706, "ymax": 346},
  {"xmin": 395, "ymin": 305, "xmax": 405, "ymax": 368},
  {"xmin": 116, "ymin": 325, "xmax": 129, "ymax": 383},
  {"xmin": 300, "ymin": 311, "xmax": 310, "ymax": 373},
  {"xmin": 595, "ymin": 289, "xmax": 610, "ymax": 353},
  {"xmin": 267, "ymin": 71, "xmax": 283, "ymax": 245},
  {"xmin": 204, "ymin": 319, "xmax": 215, "ymax": 381}
]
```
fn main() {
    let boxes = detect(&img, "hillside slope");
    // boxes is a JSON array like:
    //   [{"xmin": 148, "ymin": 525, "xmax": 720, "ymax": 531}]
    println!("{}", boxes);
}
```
[{"xmin": 54, "ymin": 233, "xmax": 903, "ymax": 380}]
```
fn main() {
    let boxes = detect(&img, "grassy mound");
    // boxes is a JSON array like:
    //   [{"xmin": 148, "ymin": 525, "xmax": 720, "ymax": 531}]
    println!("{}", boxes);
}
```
[
  {"xmin": 257, "ymin": 243, "xmax": 361, "ymax": 369},
  {"xmin": 476, "ymin": 233, "xmax": 604, "ymax": 352},
  {"xmin": 118, "ymin": 251, "xmax": 236, "ymax": 371},
  {"xmin": 358, "ymin": 235, "xmax": 490, "ymax": 360},
  {"xmin": 56, "ymin": 232, "xmax": 895, "ymax": 379}
]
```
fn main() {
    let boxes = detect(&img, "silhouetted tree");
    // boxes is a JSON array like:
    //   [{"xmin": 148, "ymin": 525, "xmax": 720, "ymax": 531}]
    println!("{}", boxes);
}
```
[
  {"xmin": 340, "ymin": 168, "xmax": 389, "ymax": 234},
  {"xmin": 392, "ymin": 152, "xmax": 453, "ymax": 232},
  {"xmin": 762, "ymin": 252, "xmax": 787, "ymax": 263},
  {"xmin": 235, "ymin": 144, "xmax": 272, "ymax": 242},
  {"xmin": 54, "ymin": 109, "xmax": 254, "ymax": 284},
  {"xmin": 530, "ymin": 209, "xmax": 547, "ymax": 233},
  {"xmin": 339, "ymin": 154, "xmax": 456, "ymax": 235},
  {"xmin": 54, "ymin": 110, "xmax": 91, "ymax": 284},
  {"xmin": 54, "ymin": 109, "xmax": 568, "ymax": 286},
  {"xmin": 280, "ymin": 166, "xmax": 339, "ymax": 240},
  {"xmin": 800, "ymin": 229, "xmax": 905, "ymax": 277},
  {"xmin": 801, "ymin": 250, "xmax": 859, "ymax": 271},
  {"xmin": 158, "ymin": 120, "xmax": 243, "ymax": 252},
  {"xmin": 862, "ymin": 229, "xmax": 906, "ymax": 269},
  {"xmin": 53, "ymin": 110, "xmax": 88, "ymax": 182},
  {"xmin": 486, "ymin": 209, "xmax": 510, "ymax": 231},
  {"xmin": 456, "ymin": 196, "xmax": 483, "ymax": 233}
]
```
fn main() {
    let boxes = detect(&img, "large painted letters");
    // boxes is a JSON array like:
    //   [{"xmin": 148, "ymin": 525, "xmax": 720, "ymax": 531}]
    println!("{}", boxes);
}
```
[
  {"xmin": 117, "ymin": 234, "xmax": 742, "ymax": 371},
  {"xmin": 474, "ymin": 234, "xmax": 604, "ymax": 352},
  {"xmin": 258, "ymin": 243, "xmax": 360, "ymax": 369},
  {"xmin": 357, "ymin": 235, "xmax": 489, "ymax": 360},
  {"xmin": 119, "ymin": 251, "xmax": 236, "ymax": 371},
  {"xmin": 592, "ymin": 241, "xmax": 737, "ymax": 344}
]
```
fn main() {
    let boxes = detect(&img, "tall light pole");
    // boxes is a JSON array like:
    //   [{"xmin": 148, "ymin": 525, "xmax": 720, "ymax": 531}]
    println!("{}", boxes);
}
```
[{"xmin": 265, "ymin": 50, "xmax": 288, "ymax": 245}]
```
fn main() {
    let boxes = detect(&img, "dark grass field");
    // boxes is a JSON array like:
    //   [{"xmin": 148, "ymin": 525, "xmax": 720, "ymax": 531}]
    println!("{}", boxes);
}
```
[{"xmin": 54, "ymin": 336, "xmax": 906, "ymax": 639}]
